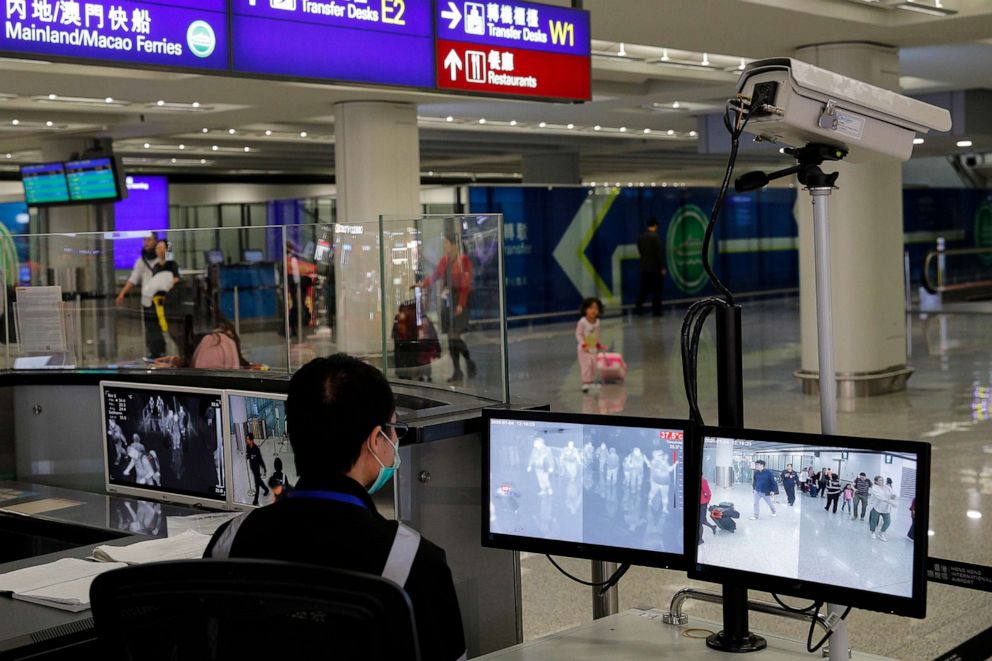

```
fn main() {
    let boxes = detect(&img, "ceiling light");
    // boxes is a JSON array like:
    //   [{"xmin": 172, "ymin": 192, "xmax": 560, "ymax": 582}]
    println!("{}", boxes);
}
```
[
  {"xmin": 567, "ymin": 123, "xmax": 575, "ymax": 129},
  {"xmin": 179, "ymin": 144, "xmax": 185, "ymax": 150},
  {"xmin": 156, "ymin": 100, "xmax": 165, "ymax": 106},
  {"xmin": 11, "ymin": 119, "xmax": 19, "ymax": 125},
  {"xmin": 627, "ymin": 181, "xmax": 633, "ymax": 186},
  {"xmin": 927, "ymin": 530, "xmax": 935, "ymax": 536},
  {"xmin": 967, "ymin": 510, "xmax": 982, "ymax": 520},
  {"xmin": 192, "ymin": 101, "xmax": 200, "ymax": 108},
  {"xmin": 265, "ymin": 130, "xmax": 272, "ymax": 136},
  {"xmin": 619, "ymin": 126, "xmax": 627, "ymax": 132},
  {"xmin": 202, "ymin": 128, "xmax": 209, "ymax": 133},
  {"xmin": 200, "ymin": 159, "xmax": 207, "ymax": 164},
  {"xmin": 48, "ymin": 93, "xmax": 57, "ymax": 100},
  {"xmin": 650, "ymin": 182, "xmax": 657, "ymax": 187},
  {"xmin": 739, "ymin": 58, "xmax": 747, "ymax": 71},
  {"xmin": 594, "ymin": 125, "xmax": 602, "ymax": 131},
  {"xmin": 617, "ymin": 42, "xmax": 626, "ymax": 57},
  {"xmin": 105, "ymin": 97, "xmax": 114, "ymax": 103},
  {"xmin": 45, "ymin": 120, "xmax": 53, "ymax": 127},
  {"xmin": 299, "ymin": 131, "xmax": 308, "ymax": 137},
  {"xmin": 35, "ymin": 94, "xmax": 127, "ymax": 107},
  {"xmin": 667, "ymin": 129, "xmax": 675, "ymax": 135},
  {"xmin": 957, "ymin": 140, "xmax": 973, "ymax": 148},
  {"xmin": 913, "ymin": 137, "xmax": 925, "ymax": 145},
  {"xmin": 539, "ymin": 121, "xmax": 547, "ymax": 128},
  {"xmin": 660, "ymin": 49, "xmax": 670, "ymax": 62},
  {"xmin": 212, "ymin": 145, "xmax": 219, "ymax": 151},
  {"xmin": 143, "ymin": 143, "xmax": 150, "ymax": 148},
  {"xmin": 643, "ymin": 128, "xmax": 651, "ymax": 134},
  {"xmin": 701, "ymin": 53, "xmax": 710, "ymax": 66},
  {"xmin": 895, "ymin": 0, "xmax": 957, "ymax": 16},
  {"xmin": 428, "ymin": 170, "xmax": 434, "ymax": 176},
  {"xmin": 243, "ymin": 146, "xmax": 251, "ymax": 152},
  {"xmin": 228, "ymin": 128, "xmax": 236, "ymax": 135},
  {"xmin": 689, "ymin": 130, "xmax": 698, "ymax": 137},
  {"xmin": 510, "ymin": 120, "xmax": 518, "ymax": 126},
  {"xmin": 478, "ymin": 118, "xmax": 486, "ymax": 124},
  {"xmin": 5, "ymin": 154, "xmax": 11, "ymax": 159},
  {"xmin": 672, "ymin": 101, "xmax": 680, "ymax": 109},
  {"xmin": 171, "ymin": 158, "xmax": 177, "ymax": 164},
  {"xmin": 446, "ymin": 115, "xmax": 454, "ymax": 122}
]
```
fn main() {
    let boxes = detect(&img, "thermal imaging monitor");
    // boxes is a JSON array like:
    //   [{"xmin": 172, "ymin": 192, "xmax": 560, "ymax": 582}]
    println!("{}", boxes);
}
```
[
  {"xmin": 225, "ymin": 391, "xmax": 295, "ymax": 509},
  {"xmin": 101, "ymin": 382, "xmax": 227, "ymax": 506},
  {"xmin": 692, "ymin": 426, "xmax": 930, "ymax": 617},
  {"xmin": 483, "ymin": 409, "xmax": 692, "ymax": 568}
]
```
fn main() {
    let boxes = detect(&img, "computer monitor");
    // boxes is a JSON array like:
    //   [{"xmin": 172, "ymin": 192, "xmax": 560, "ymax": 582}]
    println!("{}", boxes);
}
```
[
  {"xmin": 205, "ymin": 249, "xmax": 224, "ymax": 266},
  {"xmin": 482, "ymin": 409, "xmax": 692, "ymax": 568},
  {"xmin": 101, "ymin": 382, "xmax": 228, "ymax": 506},
  {"xmin": 691, "ymin": 426, "xmax": 930, "ymax": 618},
  {"xmin": 243, "ymin": 249, "xmax": 264, "ymax": 263},
  {"xmin": 65, "ymin": 156, "xmax": 124, "ymax": 203},
  {"xmin": 225, "ymin": 391, "xmax": 295, "ymax": 509},
  {"xmin": 20, "ymin": 162, "xmax": 70, "ymax": 206}
]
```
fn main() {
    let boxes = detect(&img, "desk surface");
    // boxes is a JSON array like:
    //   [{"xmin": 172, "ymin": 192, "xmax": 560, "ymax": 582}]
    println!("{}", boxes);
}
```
[
  {"xmin": 476, "ymin": 609, "xmax": 894, "ymax": 660},
  {"xmin": 0, "ymin": 481, "xmax": 207, "ymax": 657}
]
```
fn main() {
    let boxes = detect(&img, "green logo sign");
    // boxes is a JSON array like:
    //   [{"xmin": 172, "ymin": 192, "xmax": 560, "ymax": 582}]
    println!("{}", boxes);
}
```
[
  {"xmin": 666, "ymin": 204, "xmax": 714, "ymax": 294},
  {"xmin": 976, "ymin": 202, "xmax": 992, "ymax": 266},
  {"xmin": 187, "ymin": 21, "xmax": 216, "ymax": 59}
]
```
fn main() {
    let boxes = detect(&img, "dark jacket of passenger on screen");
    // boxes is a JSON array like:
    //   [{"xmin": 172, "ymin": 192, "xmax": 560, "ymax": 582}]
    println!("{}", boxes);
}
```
[
  {"xmin": 752, "ymin": 469, "xmax": 778, "ymax": 495},
  {"xmin": 204, "ymin": 474, "xmax": 467, "ymax": 661},
  {"xmin": 637, "ymin": 231, "xmax": 665, "ymax": 273}
]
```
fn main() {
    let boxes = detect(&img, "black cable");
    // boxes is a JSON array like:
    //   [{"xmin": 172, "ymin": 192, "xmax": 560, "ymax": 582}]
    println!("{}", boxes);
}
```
[
  {"xmin": 597, "ymin": 563, "xmax": 631, "ymax": 597},
  {"xmin": 771, "ymin": 593, "xmax": 819, "ymax": 614},
  {"xmin": 545, "ymin": 555, "xmax": 628, "ymax": 589},
  {"xmin": 805, "ymin": 603, "xmax": 853, "ymax": 654}
]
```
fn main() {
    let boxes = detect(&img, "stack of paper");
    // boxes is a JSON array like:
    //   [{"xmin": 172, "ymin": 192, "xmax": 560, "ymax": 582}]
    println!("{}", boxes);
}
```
[
  {"xmin": 91, "ymin": 530, "xmax": 212, "ymax": 564},
  {"xmin": 0, "ymin": 558, "xmax": 127, "ymax": 612},
  {"xmin": 165, "ymin": 512, "xmax": 239, "ymax": 537}
]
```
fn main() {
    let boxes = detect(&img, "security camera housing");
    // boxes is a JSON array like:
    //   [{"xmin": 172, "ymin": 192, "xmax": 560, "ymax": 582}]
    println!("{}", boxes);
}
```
[{"xmin": 737, "ymin": 58, "xmax": 951, "ymax": 162}]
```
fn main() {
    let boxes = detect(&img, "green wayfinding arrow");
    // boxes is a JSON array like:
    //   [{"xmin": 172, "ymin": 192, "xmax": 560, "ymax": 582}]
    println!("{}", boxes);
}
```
[{"xmin": 552, "ymin": 188, "xmax": 622, "ymax": 305}]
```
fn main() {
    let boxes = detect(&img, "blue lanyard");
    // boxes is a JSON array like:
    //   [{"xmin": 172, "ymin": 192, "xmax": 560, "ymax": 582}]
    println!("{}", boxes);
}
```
[{"xmin": 288, "ymin": 490, "xmax": 369, "ymax": 510}]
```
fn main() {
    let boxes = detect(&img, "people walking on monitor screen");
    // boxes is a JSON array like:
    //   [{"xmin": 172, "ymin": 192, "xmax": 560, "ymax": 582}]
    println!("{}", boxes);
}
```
[
  {"xmin": 869, "ymin": 475, "xmax": 898, "ymax": 541},
  {"xmin": 751, "ymin": 460, "xmax": 778, "ymax": 519},
  {"xmin": 852, "ymin": 472, "xmax": 871, "ymax": 520},
  {"xmin": 623, "ymin": 447, "xmax": 649, "ymax": 494},
  {"xmin": 648, "ymin": 450, "xmax": 677, "ymax": 513},
  {"xmin": 245, "ymin": 432, "xmax": 270, "ymax": 506},
  {"xmin": 781, "ymin": 464, "xmax": 798, "ymax": 506},
  {"xmin": 605, "ymin": 447, "xmax": 620, "ymax": 487},
  {"xmin": 123, "ymin": 436, "xmax": 161, "ymax": 486},
  {"xmin": 527, "ymin": 437, "xmax": 555, "ymax": 496}
]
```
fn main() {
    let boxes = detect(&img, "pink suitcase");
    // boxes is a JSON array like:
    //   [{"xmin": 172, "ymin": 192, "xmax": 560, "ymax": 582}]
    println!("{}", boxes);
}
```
[{"xmin": 596, "ymin": 352, "xmax": 627, "ymax": 383}]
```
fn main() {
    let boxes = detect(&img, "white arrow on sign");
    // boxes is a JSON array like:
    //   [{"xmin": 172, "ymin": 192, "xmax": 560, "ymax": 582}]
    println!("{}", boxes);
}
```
[
  {"xmin": 444, "ymin": 49, "xmax": 463, "ymax": 81},
  {"xmin": 441, "ymin": 1, "xmax": 462, "ymax": 29}
]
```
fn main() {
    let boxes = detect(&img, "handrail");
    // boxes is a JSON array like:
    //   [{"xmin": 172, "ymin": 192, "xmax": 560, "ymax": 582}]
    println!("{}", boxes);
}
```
[
  {"xmin": 922, "ymin": 247, "xmax": 992, "ymax": 295},
  {"xmin": 662, "ymin": 587, "xmax": 831, "ymax": 635}
]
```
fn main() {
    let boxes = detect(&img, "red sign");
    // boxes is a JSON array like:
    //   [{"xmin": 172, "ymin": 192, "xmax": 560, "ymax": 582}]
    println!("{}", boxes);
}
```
[{"xmin": 436, "ymin": 39, "xmax": 590, "ymax": 101}]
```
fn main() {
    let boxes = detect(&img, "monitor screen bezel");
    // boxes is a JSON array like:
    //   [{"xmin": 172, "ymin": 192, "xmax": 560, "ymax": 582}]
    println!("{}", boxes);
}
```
[
  {"xmin": 690, "ymin": 425, "xmax": 930, "ymax": 619},
  {"xmin": 223, "ymin": 389, "xmax": 290, "ymax": 512},
  {"xmin": 100, "ymin": 381, "xmax": 231, "ymax": 508},
  {"xmin": 482, "ymin": 408, "xmax": 696, "ymax": 571}
]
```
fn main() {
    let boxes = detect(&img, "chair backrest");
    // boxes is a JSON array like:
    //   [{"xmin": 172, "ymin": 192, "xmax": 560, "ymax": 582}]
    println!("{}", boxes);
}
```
[{"xmin": 90, "ymin": 559, "xmax": 421, "ymax": 661}]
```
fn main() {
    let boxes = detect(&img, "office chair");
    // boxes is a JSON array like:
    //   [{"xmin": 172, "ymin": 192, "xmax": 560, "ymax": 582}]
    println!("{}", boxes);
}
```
[{"xmin": 90, "ymin": 559, "xmax": 421, "ymax": 660}]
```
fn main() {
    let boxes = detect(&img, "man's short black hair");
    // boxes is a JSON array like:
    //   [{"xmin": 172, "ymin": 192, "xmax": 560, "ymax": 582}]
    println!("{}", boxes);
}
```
[
  {"xmin": 859, "ymin": 472, "xmax": 866, "ymax": 477},
  {"xmin": 646, "ymin": 217, "xmax": 659, "ymax": 229},
  {"xmin": 286, "ymin": 354, "xmax": 395, "ymax": 478},
  {"xmin": 755, "ymin": 460, "xmax": 765, "ymax": 467},
  {"xmin": 246, "ymin": 431, "xmax": 254, "ymax": 441}
]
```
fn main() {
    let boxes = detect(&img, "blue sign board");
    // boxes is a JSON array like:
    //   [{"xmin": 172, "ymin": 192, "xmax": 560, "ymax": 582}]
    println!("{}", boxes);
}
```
[
  {"xmin": 112, "ymin": 175, "xmax": 169, "ymax": 269},
  {"xmin": 0, "ymin": 0, "xmax": 228, "ymax": 70},
  {"xmin": 230, "ymin": 0, "xmax": 435, "ymax": 88}
]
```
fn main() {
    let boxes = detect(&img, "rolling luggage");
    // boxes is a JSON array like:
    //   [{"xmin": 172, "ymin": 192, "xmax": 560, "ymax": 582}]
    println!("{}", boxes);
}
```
[
  {"xmin": 596, "ymin": 352, "xmax": 627, "ymax": 383},
  {"xmin": 708, "ymin": 501, "xmax": 740, "ymax": 533},
  {"xmin": 392, "ymin": 299, "xmax": 441, "ymax": 381}
]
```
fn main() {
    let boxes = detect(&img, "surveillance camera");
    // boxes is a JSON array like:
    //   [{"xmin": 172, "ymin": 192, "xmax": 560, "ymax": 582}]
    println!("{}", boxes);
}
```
[{"xmin": 736, "ymin": 58, "xmax": 951, "ymax": 162}]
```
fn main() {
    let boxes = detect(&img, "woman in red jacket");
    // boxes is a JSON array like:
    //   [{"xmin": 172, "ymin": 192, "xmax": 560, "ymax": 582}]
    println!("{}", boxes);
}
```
[
  {"xmin": 700, "ymin": 474, "xmax": 717, "ymax": 544},
  {"xmin": 419, "ymin": 233, "xmax": 476, "ymax": 382}
]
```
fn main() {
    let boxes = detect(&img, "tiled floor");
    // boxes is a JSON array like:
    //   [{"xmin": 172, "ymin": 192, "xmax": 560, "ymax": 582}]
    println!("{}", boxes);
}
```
[{"xmin": 504, "ymin": 297, "xmax": 992, "ymax": 660}]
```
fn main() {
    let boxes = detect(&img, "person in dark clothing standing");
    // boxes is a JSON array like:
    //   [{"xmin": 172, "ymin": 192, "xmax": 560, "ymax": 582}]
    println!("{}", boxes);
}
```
[
  {"xmin": 635, "ymin": 218, "xmax": 666, "ymax": 317},
  {"xmin": 781, "ymin": 464, "xmax": 798, "ymax": 506},
  {"xmin": 818, "ymin": 468, "xmax": 828, "ymax": 499},
  {"xmin": 205, "ymin": 354, "xmax": 467, "ymax": 661},
  {"xmin": 245, "ymin": 432, "xmax": 269, "ymax": 506},
  {"xmin": 852, "ymin": 472, "xmax": 871, "ymax": 521},
  {"xmin": 751, "ymin": 460, "xmax": 778, "ymax": 520},
  {"xmin": 823, "ymin": 469, "xmax": 842, "ymax": 513}
]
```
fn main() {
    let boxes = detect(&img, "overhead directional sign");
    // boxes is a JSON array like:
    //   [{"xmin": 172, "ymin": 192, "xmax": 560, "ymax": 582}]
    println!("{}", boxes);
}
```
[
  {"xmin": 230, "ymin": 0, "xmax": 435, "ymax": 88},
  {"xmin": 435, "ymin": 0, "xmax": 590, "ymax": 101},
  {"xmin": 0, "ymin": 0, "xmax": 228, "ymax": 71}
]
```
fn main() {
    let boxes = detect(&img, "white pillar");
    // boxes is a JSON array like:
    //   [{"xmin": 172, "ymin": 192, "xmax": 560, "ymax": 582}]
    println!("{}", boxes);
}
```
[
  {"xmin": 793, "ymin": 44, "xmax": 912, "ymax": 397},
  {"xmin": 333, "ymin": 101, "xmax": 421, "ymax": 356}
]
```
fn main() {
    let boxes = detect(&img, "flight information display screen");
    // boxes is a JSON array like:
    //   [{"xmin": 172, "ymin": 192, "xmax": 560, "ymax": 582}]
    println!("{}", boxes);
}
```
[
  {"xmin": 66, "ymin": 158, "xmax": 121, "ymax": 202},
  {"xmin": 20, "ymin": 163, "xmax": 70, "ymax": 205}
]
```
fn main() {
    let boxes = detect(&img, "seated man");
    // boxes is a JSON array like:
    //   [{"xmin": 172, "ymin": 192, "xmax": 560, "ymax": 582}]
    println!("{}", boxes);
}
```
[{"xmin": 205, "ymin": 354, "xmax": 466, "ymax": 660}]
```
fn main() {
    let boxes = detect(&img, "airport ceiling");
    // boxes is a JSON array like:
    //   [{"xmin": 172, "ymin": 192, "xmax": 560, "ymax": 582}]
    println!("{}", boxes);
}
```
[{"xmin": 1, "ymin": 0, "xmax": 991, "ymax": 185}]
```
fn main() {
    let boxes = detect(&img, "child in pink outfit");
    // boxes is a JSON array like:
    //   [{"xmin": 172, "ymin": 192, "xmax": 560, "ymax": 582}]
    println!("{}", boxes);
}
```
[{"xmin": 576, "ymin": 298, "xmax": 605, "ymax": 393}]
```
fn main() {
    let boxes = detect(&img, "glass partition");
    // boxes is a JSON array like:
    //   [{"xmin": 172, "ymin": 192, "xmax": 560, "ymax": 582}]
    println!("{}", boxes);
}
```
[
  {"xmin": 380, "ymin": 214, "xmax": 508, "ymax": 403},
  {"xmin": 0, "ymin": 216, "xmax": 509, "ymax": 404}
]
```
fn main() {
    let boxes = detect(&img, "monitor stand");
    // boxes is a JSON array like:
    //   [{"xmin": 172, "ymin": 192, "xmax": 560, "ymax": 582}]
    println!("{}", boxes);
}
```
[{"xmin": 706, "ymin": 585, "xmax": 767, "ymax": 653}]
